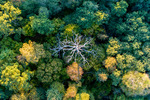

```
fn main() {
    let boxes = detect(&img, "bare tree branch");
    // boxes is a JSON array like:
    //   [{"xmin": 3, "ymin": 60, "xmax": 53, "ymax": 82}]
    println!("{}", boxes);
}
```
[{"xmin": 50, "ymin": 34, "xmax": 96, "ymax": 66}]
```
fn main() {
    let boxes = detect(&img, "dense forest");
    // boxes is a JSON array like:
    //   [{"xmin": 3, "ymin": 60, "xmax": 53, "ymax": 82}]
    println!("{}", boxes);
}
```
[{"xmin": 0, "ymin": 0, "xmax": 150, "ymax": 100}]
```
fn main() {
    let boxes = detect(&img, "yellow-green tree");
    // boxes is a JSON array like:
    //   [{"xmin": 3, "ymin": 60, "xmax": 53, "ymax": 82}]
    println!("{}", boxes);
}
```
[
  {"xmin": 63, "ymin": 24, "xmax": 80, "ymax": 37},
  {"xmin": 121, "ymin": 71, "xmax": 150, "ymax": 97},
  {"xmin": 76, "ymin": 93, "xmax": 90, "ymax": 100},
  {"xmin": 0, "ymin": 63, "xmax": 34, "ymax": 92},
  {"xmin": 19, "ymin": 40, "xmax": 46, "ymax": 64},
  {"xmin": 0, "ymin": 1, "xmax": 22, "ymax": 38},
  {"xmin": 106, "ymin": 37, "xmax": 120, "ymax": 56}
]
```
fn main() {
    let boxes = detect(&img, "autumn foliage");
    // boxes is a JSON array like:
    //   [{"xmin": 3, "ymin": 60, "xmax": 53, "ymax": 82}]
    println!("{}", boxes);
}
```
[{"xmin": 67, "ymin": 62, "xmax": 84, "ymax": 82}]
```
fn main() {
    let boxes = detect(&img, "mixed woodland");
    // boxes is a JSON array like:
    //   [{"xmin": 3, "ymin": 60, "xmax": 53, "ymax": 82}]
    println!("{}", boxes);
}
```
[{"xmin": 0, "ymin": 0, "xmax": 150, "ymax": 100}]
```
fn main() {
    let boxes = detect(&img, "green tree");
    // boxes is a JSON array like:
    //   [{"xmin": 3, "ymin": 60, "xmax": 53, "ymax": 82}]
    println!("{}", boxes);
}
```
[
  {"xmin": 61, "ymin": 0, "xmax": 82, "ymax": 9},
  {"xmin": 0, "ymin": 49, "xmax": 17, "ymax": 65},
  {"xmin": 47, "ymin": 88, "xmax": 63, "ymax": 100},
  {"xmin": 110, "ymin": 69, "xmax": 121, "ymax": 86},
  {"xmin": 46, "ymin": 0, "xmax": 62, "ymax": 17},
  {"xmin": 111, "ymin": 0, "xmax": 128, "ymax": 17},
  {"xmin": 36, "ymin": 58, "xmax": 63, "ymax": 84},
  {"xmin": 20, "ymin": 0, "xmax": 43, "ymax": 17},
  {"xmin": 142, "ymin": 42, "xmax": 150, "ymax": 58},
  {"xmin": 30, "ymin": 16, "xmax": 55, "ymax": 35},
  {"xmin": 51, "ymin": 82, "xmax": 65, "ymax": 94},
  {"xmin": 0, "ymin": 37, "xmax": 23, "ymax": 53},
  {"xmin": 64, "ymin": 1, "xmax": 108, "ymax": 29},
  {"xmin": 82, "ymin": 24, "xmax": 108, "ymax": 40},
  {"xmin": 0, "ymin": 89, "xmax": 5, "ymax": 100},
  {"xmin": 28, "ymin": 87, "xmax": 46, "ymax": 100},
  {"xmin": 39, "ymin": 7, "xmax": 49, "ymax": 18}
]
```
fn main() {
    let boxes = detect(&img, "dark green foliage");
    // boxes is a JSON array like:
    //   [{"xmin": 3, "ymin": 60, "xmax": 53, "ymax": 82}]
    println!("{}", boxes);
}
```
[
  {"xmin": 20, "ymin": 0, "xmax": 63, "ymax": 17},
  {"xmin": 127, "ymin": 0, "xmax": 150, "ymax": 12},
  {"xmin": 82, "ymin": 24, "xmax": 108, "ymax": 40},
  {"xmin": 88, "ymin": 91, "xmax": 95, "ymax": 100},
  {"xmin": 39, "ymin": 7, "xmax": 49, "ymax": 18},
  {"xmin": 36, "ymin": 58, "xmax": 63, "ymax": 84},
  {"xmin": 83, "ymin": 45, "xmax": 106, "ymax": 71},
  {"xmin": 61, "ymin": 0, "xmax": 82, "ymax": 9},
  {"xmin": 20, "ymin": 0, "xmax": 44, "ymax": 17},
  {"xmin": 46, "ymin": 0, "xmax": 62, "ymax": 17},
  {"xmin": 64, "ymin": 1, "xmax": 98, "ymax": 28},
  {"xmin": 142, "ymin": 42, "xmax": 150, "ymax": 57},
  {"xmin": 111, "ymin": 0, "xmax": 128, "ymax": 17},
  {"xmin": 0, "ymin": 0, "xmax": 6, "ymax": 4},
  {"xmin": 113, "ymin": 94, "xmax": 126, "ymax": 100},
  {"xmin": 64, "ymin": 1, "xmax": 109, "ymax": 29},
  {"xmin": 44, "ymin": 18, "xmax": 65, "ymax": 47},
  {"xmin": 28, "ymin": 87, "xmax": 46, "ymax": 100},
  {"xmin": 0, "ymin": 49, "xmax": 17, "ymax": 65},
  {"xmin": 0, "ymin": 0, "xmax": 149, "ymax": 99},
  {"xmin": 110, "ymin": 69, "xmax": 121, "ymax": 86},
  {"xmin": 0, "ymin": 37, "xmax": 23, "ymax": 53},
  {"xmin": 30, "ymin": 16, "xmax": 55, "ymax": 35},
  {"xmin": 0, "ymin": 89, "xmax": 13, "ymax": 100},
  {"xmin": 51, "ymin": 18, "xmax": 65, "ymax": 34},
  {"xmin": 92, "ymin": 80, "xmax": 112, "ymax": 99},
  {"xmin": 0, "ymin": 89, "xmax": 5, "ymax": 100}
]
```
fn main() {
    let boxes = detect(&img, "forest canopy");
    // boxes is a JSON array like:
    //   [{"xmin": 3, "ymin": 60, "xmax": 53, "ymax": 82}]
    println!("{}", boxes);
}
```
[{"xmin": 0, "ymin": 0, "xmax": 150, "ymax": 100}]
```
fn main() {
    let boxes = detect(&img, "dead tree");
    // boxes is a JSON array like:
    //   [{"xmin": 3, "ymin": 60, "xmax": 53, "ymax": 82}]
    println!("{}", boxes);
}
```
[{"xmin": 50, "ymin": 34, "xmax": 96, "ymax": 66}]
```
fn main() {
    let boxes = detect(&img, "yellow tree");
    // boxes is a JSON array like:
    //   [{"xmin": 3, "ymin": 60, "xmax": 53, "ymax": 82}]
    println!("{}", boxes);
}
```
[
  {"xmin": 19, "ymin": 40, "xmax": 46, "ymax": 64},
  {"xmin": 0, "ymin": 1, "xmax": 22, "ymax": 37},
  {"xmin": 104, "ymin": 57, "xmax": 117, "ymax": 72},
  {"xmin": 64, "ymin": 84, "xmax": 77, "ymax": 100},
  {"xmin": 76, "ymin": 93, "xmax": 90, "ymax": 100},
  {"xmin": 0, "ymin": 63, "xmax": 34, "ymax": 92}
]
